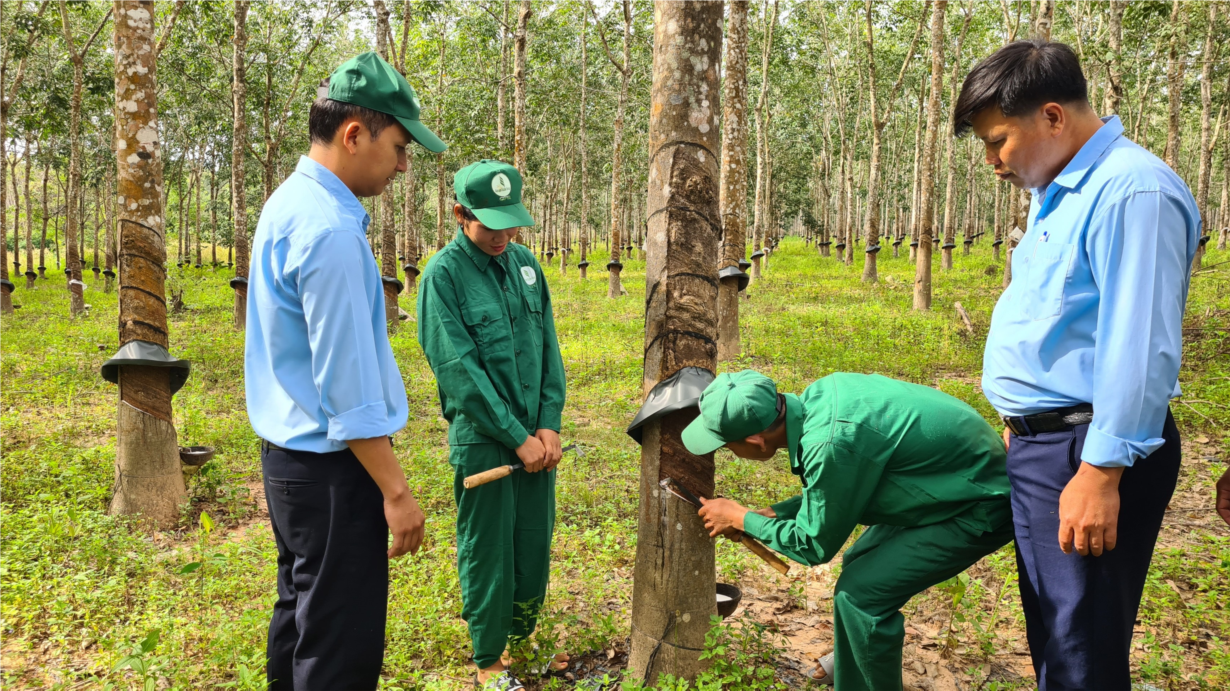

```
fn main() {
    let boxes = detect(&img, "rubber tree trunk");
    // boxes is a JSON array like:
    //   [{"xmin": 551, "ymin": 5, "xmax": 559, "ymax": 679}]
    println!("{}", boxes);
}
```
[
  {"xmin": 0, "ymin": 7, "xmax": 10, "ymax": 313},
  {"xmin": 601, "ymin": 0, "xmax": 632, "ymax": 299},
  {"xmin": 1163, "ymin": 0, "xmax": 1185, "ymax": 170},
  {"xmin": 24, "ymin": 152, "xmax": 35, "ymax": 288},
  {"xmin": 861, "ymin": 0, "xmax": 925, "ymax": 283},
  {"xmin": 913, "ymin": 0, "xmax": 946, "ymax": 311},
  {"xmin": 513, "ymin": 0, "xmax": 530, "ymax": 178},
  {"xmin": 403, "ymin": 157, "xmax": 420, "ymax": 292},
  {"xmin": 111, "ymin": 0, "xmax": 186, "ymax": 527},
  {"xmin": 748, "ymin": 0, "xmax": 776, "ymax": 285},
  {"xmin": 434, "ymin": 21, "xmax": 447, "ymax": 252},
  {"xmin": 628, "ymin": 2, "xmax": 723, "ymax": 684},
  {"xmin": 1193, "ymin": 2, "xmax": 1217, "ymax": 270},
  {"xmin": 716, "ymin": 0, "xmax": 749, "ymax": 362},
  {"xmin": 940, "ymin": 8, "xmax": 972, "ymax": 272},
  {"xmin": 374, "ymin": 0, "xmax": 399, "ymax": 327},
  {"xmin": 60, "ymin": 0, "xmax": 94, "ymax": 317},
  {"xmin": 1104, "ymin": 1, "xmax": 1125, "ymax": 115},
  {"xmin": 231, "ymin": 1, "xmax": 250, "ymax": 329},
  {"xmin": 578, "ymin": 14, "xmax": 589, "ymax": 280}
]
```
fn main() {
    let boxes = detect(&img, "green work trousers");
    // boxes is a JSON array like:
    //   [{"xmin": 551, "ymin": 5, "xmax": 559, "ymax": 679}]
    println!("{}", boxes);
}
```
[
  {"xmin": 451, "ymin": 442, "xmax": 556, "ymax": 669},
  {"xmin": 831, "ymin": 502, "xmax": 1014, "ymax": 691}
]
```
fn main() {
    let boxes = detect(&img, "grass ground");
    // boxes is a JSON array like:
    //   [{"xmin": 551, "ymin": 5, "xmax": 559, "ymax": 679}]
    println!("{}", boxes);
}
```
[{"xmin": 1, "ymin": 237, "xmax": 1227, "ymax": 690}]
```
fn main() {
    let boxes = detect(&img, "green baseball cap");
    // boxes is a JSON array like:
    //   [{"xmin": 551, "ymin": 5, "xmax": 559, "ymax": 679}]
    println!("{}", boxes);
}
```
[
  {"xmin": 326, "ymin": 52, "xmax": 447, "ymax": 153},
  {"xmin": 454, "ymin": 160, "xmax": 535, "ymax": 230},
  {"xmin": 681, "ymin": 371, "xmax": 780, "ymax": 455}
]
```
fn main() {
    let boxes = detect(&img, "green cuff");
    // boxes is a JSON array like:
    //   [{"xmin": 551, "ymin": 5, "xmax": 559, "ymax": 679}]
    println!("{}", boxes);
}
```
[
  {"xmin": 770, "ymin": 495, "xmax": 804, "ymax": 521},
  {"xmin": 742, "ymin": 510, "xmax": 773, "ymax": 543},
  {"xmin": 536, "ymin": 406, "xmax": 562, "ymax": 433}
]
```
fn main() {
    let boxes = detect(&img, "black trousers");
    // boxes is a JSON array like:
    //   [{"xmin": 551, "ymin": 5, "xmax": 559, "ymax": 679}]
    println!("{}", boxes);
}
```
[
  {"xmin": 1006, "ymin": 410, "xmax": 1181, "ymax": 691},
  {"xmin": 262, "ymin": 444, "xmax": 388, "ymax": 690}
]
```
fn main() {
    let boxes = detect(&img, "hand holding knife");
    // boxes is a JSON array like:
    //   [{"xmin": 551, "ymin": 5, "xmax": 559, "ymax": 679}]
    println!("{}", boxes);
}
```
[
  {"xmin": 660, "ymin": 477, "xmax": 791, "ymax": 575},
  {"xmin": 463, "ymin": 444, "xmax": 580, "ymax": 489}
]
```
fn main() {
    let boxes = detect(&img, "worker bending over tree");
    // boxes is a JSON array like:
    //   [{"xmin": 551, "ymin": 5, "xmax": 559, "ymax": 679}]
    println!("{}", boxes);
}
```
[{"xmin": 690, "ymin": 371, "xmax": 1013, "ymax": 691}]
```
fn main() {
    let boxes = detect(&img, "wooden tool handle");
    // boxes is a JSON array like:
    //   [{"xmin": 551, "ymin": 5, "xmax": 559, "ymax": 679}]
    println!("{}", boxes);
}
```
[
  {"xmin": 463, "ymin": 465, "xmax": 514, "ymax": 489},
  {"xmin": 733, "ymin": 532, "xmax": 791, "ymax": 575}
]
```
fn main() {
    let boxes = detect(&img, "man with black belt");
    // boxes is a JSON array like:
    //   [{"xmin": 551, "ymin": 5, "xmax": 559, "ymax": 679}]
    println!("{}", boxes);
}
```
[
  {"xmin": 245, "ymin": 53, "xmax": 447, "ymax": 689},
  {"xmin": 956, "ymin": 42, "xmax": 1199, "ymax": 689}
]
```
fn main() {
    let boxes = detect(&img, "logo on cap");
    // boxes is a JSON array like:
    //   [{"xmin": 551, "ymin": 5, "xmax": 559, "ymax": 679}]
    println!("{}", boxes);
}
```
[{"xmin": 492, "ymin": 173, "xmax": 512, "ymax": 200}]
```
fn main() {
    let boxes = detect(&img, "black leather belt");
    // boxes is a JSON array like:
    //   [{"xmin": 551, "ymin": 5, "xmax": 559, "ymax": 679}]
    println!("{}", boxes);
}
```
[
  {"xmin": 1003, "ymin": 404, "xmax": 1093, "ymax": 436},
  {"xmin": 261, "ymin": 439, "xmax": 287, "ymax": 453}
]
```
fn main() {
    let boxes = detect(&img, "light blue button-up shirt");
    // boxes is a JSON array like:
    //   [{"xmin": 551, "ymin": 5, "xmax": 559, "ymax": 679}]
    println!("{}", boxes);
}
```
[
  {"xmin": 244, "ymin": 156, "xmax": 408, "ymax": 453},
  {"xmin": 982, "ymin": 116, "xmax": 1200, "ymax": 468}
]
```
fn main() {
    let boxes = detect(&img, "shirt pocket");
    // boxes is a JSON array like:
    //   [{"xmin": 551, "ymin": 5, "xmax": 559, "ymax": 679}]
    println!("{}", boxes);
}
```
[
  {"xmin": 522, "ymin": 289, "xmax": 544, "ymax": 347},
  {"xmin": 460, "ymin": 300, "xmax": 507, "ymax": 347},
  {"xmin": 1024, "ymin": 241, "xmax": 1075, "ymax": 321}
]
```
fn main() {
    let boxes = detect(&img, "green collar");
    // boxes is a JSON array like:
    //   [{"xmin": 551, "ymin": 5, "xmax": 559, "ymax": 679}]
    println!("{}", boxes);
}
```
[
  {"xmin": 783, "ymin": 393, "xmax": 804, "ymax": 472},
  {"xmin": 455, "ymin": 229, "xmax": 493, "ymax": 272}
]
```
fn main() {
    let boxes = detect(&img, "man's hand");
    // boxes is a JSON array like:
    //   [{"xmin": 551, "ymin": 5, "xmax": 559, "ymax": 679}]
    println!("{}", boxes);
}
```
[
  {"xmin": 536, "ymin": 429, "xmax": 563, "ymax": 471},
  {"xmin": 384, "ymin": 489, "xmax": 426, "ymax": 558},
  {"xmin": 516, "ymin": 434, "xmax": 548, "ymax": 472},
  {"xmin": 1215, "ymin": 466, "xmax": 1230, "ymax": 527},
  {"xmin": 346, "ymin": 436, "xmax": 426, "ymax": 559},
  {"xmin": 1058, "ymin": 462, "xmax": 1125, "ymax": 556},
  {"xmin": 698, "ymin": 497, "xmax": 751, "ymax": 538},
  {"xmin": 1003, "ymin": 427, "xmax": 1011, "ymax": 450},
  {"xmin": 753, "ymin": 507, "xmax": 777, "ymax": 519}
]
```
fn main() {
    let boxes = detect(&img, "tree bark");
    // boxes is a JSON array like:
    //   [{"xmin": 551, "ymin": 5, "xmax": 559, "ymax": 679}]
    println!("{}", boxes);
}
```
[
  {"xmin": 628, "ymin": 1, "xmax": 722, "ymax": 684},
  {"xmin": 23, "ymin": 147, "xmax": 34, "ymax": 287},
  {"xmin": 940, "ymin": 7, "xmax": 972, "ymax": 271},
  {"xmin": 592, "ymin": 0, "xmax": 632, "ymax": 299},
  {"xmin": 111, "ymin": 0, "xmax": 185, "ymax": 527},
  {"xmin": 862, "ymin": 0, "xmax": 927, "ymax": 283},
  {"xmin": 1034, "ymin": 0, "xmax": 1054, "ymax": 41},
  {"xmin": 433, "ymin": 18, "xmax": 448, "ymax": 253},
  {"xmin": 231, "ymin": 1, "xmax": 250, "ymax": 329},
  {"xmin": 749, "ymin": 0, "xmax": 777, "ymax": 284},
  {"xmin": 1164, "ymin": 0, "xmax": 1186, "ymax": 170},
  {"xmin": 1193, "ymin": 2, "xmax": 1218, "ymax": 270},
  {"xmin": 579, "ymin": 13, "xmax": 589, "ymax": 279},
  {"xmin": 497, "ymin": 0, "xmax": 510, "ymax": 153},
  {"xmin": 1104, "ymin": 0, "xmax": 1125, "ymax": 116},
  {"xmin": 513, "ymin": 0, "xmax": 530, "ymax": 178},
  {"xmin": 717, "ymin": 0, "xmax": 750, "ymax": 362},
  {"xmin": 913, "ymin": 0, "xmax": 946, "ymax": 311},
  {"xmin": 374, "ymin": 0, "xmax": 399, "ymax": 327}
]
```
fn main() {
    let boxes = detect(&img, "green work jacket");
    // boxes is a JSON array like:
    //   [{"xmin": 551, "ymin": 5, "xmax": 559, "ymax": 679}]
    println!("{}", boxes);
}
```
[
  {"xmin": 417, "ymin": 233, "xmax": 566, "ymax": 449},
  {"xmin": 742, "ymin": 373, "xmax": 1011, "ymax": 566}
]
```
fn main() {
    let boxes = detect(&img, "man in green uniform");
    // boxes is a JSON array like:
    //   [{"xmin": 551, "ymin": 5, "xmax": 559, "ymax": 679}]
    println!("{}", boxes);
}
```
[
  {"xmin": 690, "ymin": 371, "xmax": 1013, "ymax": 691},
  {"xmin": 417, "ymin": 160, "xmax": 567, "ymax": 690}
]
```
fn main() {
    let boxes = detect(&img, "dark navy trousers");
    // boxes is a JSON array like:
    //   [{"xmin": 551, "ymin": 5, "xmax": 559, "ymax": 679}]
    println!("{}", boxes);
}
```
[
  {"xmin": 263, "ymin": 445, "xmax": 388, "ymax": 690},
  {"xmin": 1006, "ymin": 410, "xmax": 1180, "ymax": 691}
]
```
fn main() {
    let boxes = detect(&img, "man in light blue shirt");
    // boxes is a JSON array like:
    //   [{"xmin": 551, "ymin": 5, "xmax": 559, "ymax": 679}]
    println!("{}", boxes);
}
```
[
  {"xmin": 957, "ymin": 41, "xmax": 1198, "ymax": 690},
  {"xmin": 244, "ymin": 53, "xmax": 446, "ymax": 690}
]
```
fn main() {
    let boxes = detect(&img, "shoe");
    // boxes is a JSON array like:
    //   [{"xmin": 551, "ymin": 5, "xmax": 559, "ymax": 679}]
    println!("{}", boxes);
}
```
[{"xmin": 810, "ymin": 652, "xmax": 834, "ymax": 685}]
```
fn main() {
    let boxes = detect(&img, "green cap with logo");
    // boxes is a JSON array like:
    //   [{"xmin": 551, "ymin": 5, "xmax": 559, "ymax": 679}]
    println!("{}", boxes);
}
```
[
  {"xmin": 454, "ymin": 159, "xmax": 536, "ymax": 230},
  {"xmin": 681, "ymin": 370, "xmax": 780, "ymax": 455},
  {"xmin": 325, "ymin": 52, "xmax": 447, "ymax": 153}
]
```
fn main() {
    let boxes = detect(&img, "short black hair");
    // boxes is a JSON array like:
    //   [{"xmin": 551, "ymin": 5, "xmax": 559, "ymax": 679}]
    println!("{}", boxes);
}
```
[
  {"xmin": 454, "ymin": 197, "xmax": 478, "ymax": 222},
  {"xmin": 763, "ymin": 394, "xmax": 786, "ymax": 434},
  {"xmin": 953, "ymin": 40, "xmax": 1089, "ymax": 137},
  {"xmin": 308, "ymin": 89, "xmax": 400, "ymax": 146}
]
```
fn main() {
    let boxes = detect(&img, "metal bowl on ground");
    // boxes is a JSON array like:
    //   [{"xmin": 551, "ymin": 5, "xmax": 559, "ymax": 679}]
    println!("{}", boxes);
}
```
[
  {"xmin": 716, "ymin": 583, "xmax": 742, "ymax": 619},
  {"xmin": 179, "ymin": 446, "xmax": 215, "ymax": 467}
]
